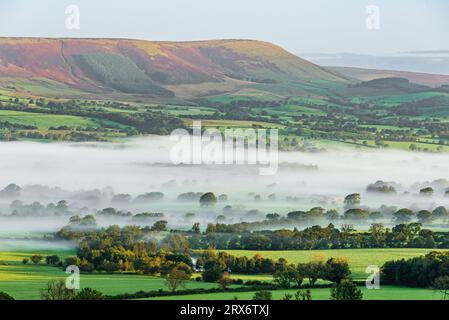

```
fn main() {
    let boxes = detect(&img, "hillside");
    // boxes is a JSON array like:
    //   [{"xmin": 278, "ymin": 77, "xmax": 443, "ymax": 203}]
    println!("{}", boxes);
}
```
[{"xmin": 0, "ymin": 38, "xmax": 347, "ymax": 100}]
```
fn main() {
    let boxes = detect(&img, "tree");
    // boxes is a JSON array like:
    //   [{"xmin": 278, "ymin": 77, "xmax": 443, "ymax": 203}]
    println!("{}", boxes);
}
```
[
  {"xmin": 218, "ymin": 272, "xmax": 233, "ymax": 290},
  {"xmin": 417, "ymin": 210, "xmax": 434, "ymax": 224},
  {"xmin": 330, "ymin": 279, "xmax": 363, "ymax": 300},
  {"xmin": 266, "ymin": 213, "xmax": 280, "ymax": 220},
  {"xmin": 295, "ymin": 289, "xmax": 312, "ymax": 300},
  {"xmin": 165, "ymin": 267, "xmax": 190, "ymax": 292},
  {"xmin": 282, "ymin": 293, "xmax": 293, "ymax": 300},
  {"xmin": 432, "ymin": 206, "xmax": 448, "ymax": 221},
  {"xmin": 202, "ymin": 260, "xmax": 225, "ymax": 282},
  {"xmin": 191, "ymin": 222, "xmax": 201, "ymax": 234},
  {"xmin": 40, "ymin": 280, "xmax": 75, "ymax": 300},
  {"xmin": 75, "ymin": 288, "xmax": 105, "ymax": 300},
  {"xmin": 369, "ymin": 211, "xmax": 383, "ymax": 221},
  {"xmin": 368, "ymin": 223, "xmax": 387, "ymax": 247},
  {"xmin": 253, "ymin": 290, "xmax": 272, "ymax": 300},
  {"xmin": 55, "ymin": 200, "xmax": 69, "ymax": 212},
  {"xmin": 0, "ymin": 183, "xmax": 21, "ymax": 198},
  {"xmin": 45, "ymin": 255, "xmax": 61, "ymax": 265},
  {"xmin": 273, "ymin": 270, "xmax": 292, "ymax": 288},
  {"xmin": 287, "ymin": 211, "xmax": 306, "ymax": 221},
  {"xmin": 344, "ymin": 208, "xmax": 369, "ymax": 221},
  {"xmin": 420, "ymin": 187, "xmax": 434, "ymax": 196},
  {"xmin": 344, "ymin": 193, "xmax": 361, "ymax": 209},
  {"xmin": 150, "ymin": 220, "xmax": 168, "ymax": 232},
  {"xmin": 288, "ymin": 269, "xmax": 304, "ymax": 288},
  {"xmin": 323, "ymin": 257, "xmax": 351, "ymax": 284},
  {"xmin": 161, "ymin": 234, "xmax": 190, "ymax": 254},
  {"xmin": 30, "ymin": 255, "xmax": 43, "ymax": 265},
  {"xmin": 298, "ymin": 255, "xmax": 325, "ymax": 287},
  {"xmin": 22, "ymin": 258, "xmax": 29, "ymax": 265},
  {"xmin": 393, "ymin": 208, "xmax": 414, "ymax": 224},
  {"xmin": 200, "ymin": 192, "xmax": 217, "ymax": 207},
  {"xmin": 324, "ymin": 209, "xmax": 339, "ymax": 221},
  {"xmin": 433, "ymin": 276, "xmax": 449, "ymax": 300}
]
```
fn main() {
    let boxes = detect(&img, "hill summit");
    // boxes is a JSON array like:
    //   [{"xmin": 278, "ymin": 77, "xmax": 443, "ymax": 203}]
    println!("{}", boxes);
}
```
[{"xmin": 0, "ymin": 38, "xmax": 347, "ymax": 98}]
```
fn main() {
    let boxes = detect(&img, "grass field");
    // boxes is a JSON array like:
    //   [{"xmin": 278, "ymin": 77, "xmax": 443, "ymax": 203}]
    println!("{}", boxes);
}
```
[
  {"xmin": 267, "ymin": 104, "xmax": 326, "ymax": 116},
  {"xmin": 142, "ymin": 285, "xmax": 441, "ymax": 300},
  {"xmin": 221, "ymin": 248, "xmax": 449, "ymax": 279},
  {"xmin": 0, "ymin": 110, "xmax": 99, "ymax": 129}
]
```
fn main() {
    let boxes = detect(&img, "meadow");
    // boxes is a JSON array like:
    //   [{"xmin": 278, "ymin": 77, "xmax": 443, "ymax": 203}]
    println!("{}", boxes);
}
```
[{"xmin": 0, "ymin": 110, "xmax": 99, "ymax": 129}]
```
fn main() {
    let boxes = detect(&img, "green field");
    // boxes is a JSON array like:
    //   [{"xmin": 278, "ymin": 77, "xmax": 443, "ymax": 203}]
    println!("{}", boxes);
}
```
[
  {"xmin": 221, "ymin": 248, "xmax": 449, "ymax": 279},
  {"xmin": 267, "ymin": 104, "xmax": 326, "ymax": 116},
  {"xmin": 143, "ymin": 286, "xmax": 441, "ymax": 300},
  {"xmin": 0, "ymin": 110, "xmax": 99, "ymax": 129}
]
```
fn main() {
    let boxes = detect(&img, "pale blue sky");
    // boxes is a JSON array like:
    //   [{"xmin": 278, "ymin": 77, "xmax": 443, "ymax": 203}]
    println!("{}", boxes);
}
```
[{"xmin": 0, "ymin": 0, "xmax": 447, "ymax": 54}]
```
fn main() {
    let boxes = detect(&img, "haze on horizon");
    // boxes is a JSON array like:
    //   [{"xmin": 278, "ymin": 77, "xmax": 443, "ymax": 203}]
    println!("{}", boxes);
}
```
[{"xmin": 0, "ymin": 0, "xmax": 447, "ymax": 56}]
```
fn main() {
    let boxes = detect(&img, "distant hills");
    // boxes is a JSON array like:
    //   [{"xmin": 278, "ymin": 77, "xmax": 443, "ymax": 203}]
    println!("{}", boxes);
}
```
[
  {"xmin": 0, "ymin": 38, "xmax": 347, "ymax": 100},
  {"xmin": 302, "ymin": 52, "xmax": 449, "ymax": 76},
  {"xmin": 329, "ymin": 66, "xmax": 449, "ymax": 88}
]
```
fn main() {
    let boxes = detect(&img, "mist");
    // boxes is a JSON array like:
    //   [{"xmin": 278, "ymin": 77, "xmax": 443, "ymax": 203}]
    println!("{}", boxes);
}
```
[{"xmin": 1, "ymin": 136, "xmax": 449, "ymax": 236}]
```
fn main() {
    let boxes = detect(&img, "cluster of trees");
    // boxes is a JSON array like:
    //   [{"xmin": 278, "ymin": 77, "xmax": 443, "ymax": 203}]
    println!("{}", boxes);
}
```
[
  {"xmin": 189, "ymin": 222, "xmax": 448, "ymax": 250},
  {"xmin": 196, "ymin": 249, "xmax": 284, "ymax": 279},
  {"xmin": 198, "ymin": 200, "xmax": 449, "ymax": 232},
  {"xmin": 272, "ymin": 256, "xmax": 351, "ymax": 288},
  {"xmin": 7, "ymin": 198, "xmax": 71, "ymax": 216},
  {"xmin": 256, "ymin": 259, "xmax": 362, "ymax": 300},
  {"xmin": 39, "ymin": 280, "xmax": 106, "ymax": 300},
  {"xmin": 382, "ymin": 251, "xmax": 449, "ymax": 288},
  {"xmin": 195, "ymin": 248, "xmax": 352, "ymax": 290},
  {"xmin": 57, "ymin": 225, "xmax": 193, "ymax": 276}
]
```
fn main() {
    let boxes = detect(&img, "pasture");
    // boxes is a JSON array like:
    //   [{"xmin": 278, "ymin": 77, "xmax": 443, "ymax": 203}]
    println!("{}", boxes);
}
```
[{"xmin": 0, "ymin": 110, "xmax": 99, "ymax": 129}]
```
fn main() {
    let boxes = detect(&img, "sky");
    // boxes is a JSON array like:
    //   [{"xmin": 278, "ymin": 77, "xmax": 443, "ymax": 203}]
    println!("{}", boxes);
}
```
[{"xmin": 0, "ymin": 0, "xmax": 448, "ymax": 55}]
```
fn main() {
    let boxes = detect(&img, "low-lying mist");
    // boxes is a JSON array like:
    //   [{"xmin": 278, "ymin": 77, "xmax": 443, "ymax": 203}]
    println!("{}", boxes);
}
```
[{"xmin": 1, "ymin": 136, "xmax": 449, "ymax": 236}]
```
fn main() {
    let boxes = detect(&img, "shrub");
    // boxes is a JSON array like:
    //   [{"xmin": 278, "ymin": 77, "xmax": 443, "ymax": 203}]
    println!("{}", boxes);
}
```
[
  {"xmin": 253, "ymin": 290, "xmax": 272, "ymax": 300},
  {"xmin": 75, "ymin": 288, "xmax": 105, "ymax": 300},
  {"xmin": 30, "ymin": 255, "xmax": 43, "ymax": 265},
  {"xmin": 330, "ymin": 279, "xmax": 363, "ymax": 300}
]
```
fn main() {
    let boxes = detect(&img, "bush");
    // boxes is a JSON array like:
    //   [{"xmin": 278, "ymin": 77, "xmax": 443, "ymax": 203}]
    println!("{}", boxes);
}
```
[
  {"xmin": 75, "ymin": 288, "xmax": 105, "ymax": 300},
  {"xmin": 45, "ymin": 255, "xmax": 60, "ymax": 265},
  {"xmin": 253, "ymin": 290, "xmax": 272, "ymax": 300},
  {"xmin": 30, "ymin": 255, "xmax": 43, "ymax": 265},
  {"xmin": 330, "ymin": 279, "xmax": 363, "ymax": 300},
  {"xmin": 40, "ymin": 280, "xmax": 75, "ymax": 300}
]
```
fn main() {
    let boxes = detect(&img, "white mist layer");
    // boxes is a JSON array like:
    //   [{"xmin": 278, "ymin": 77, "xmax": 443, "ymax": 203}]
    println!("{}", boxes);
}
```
[{"xmin": 0, "ymin": 136, "xmax": 449, "ymax": 232}]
